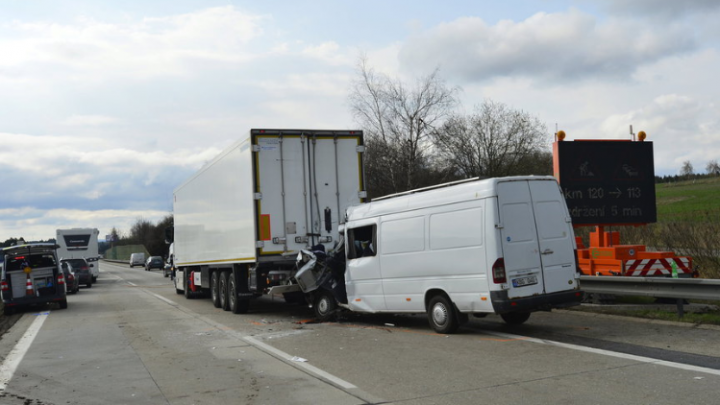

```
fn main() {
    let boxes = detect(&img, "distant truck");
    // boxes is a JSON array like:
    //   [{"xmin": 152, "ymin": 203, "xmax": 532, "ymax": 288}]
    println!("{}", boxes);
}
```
[
  {"xmin": 172, "ymin": 129, "xmax": 366, "ymax": 313},
  {"xmin": 56, "ymin": 228, "xmax": 100, "ymax": 281},
  {"xmin": 297, "ymin": 176, "xmax": 584, "ymax": 333}
]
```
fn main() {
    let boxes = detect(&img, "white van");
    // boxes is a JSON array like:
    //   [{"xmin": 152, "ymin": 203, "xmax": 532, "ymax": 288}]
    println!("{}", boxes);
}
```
[
  {"xmin": 332, "ymin": 176, "xmax": 582, "ymax": 333},
  {"xmin": 129, "ymin": 253, "xmax": 145, "ymax": 268}
]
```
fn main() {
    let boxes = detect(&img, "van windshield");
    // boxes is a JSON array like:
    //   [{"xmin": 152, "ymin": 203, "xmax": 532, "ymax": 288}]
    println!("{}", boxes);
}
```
[{"xmin": 6, "ymin": 254, "xmax": 56, "ymax": 271}]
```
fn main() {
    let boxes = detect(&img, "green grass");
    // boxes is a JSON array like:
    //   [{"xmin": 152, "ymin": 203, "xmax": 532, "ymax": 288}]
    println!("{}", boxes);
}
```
[
  {"xmin": 569, "ymin": 295, "xmax": 720, "ymax": 326},
  {"xmin": 570, "ymin": 305, "xmax": 720, "ymax": 326},
  {"xmin": 656, "ymin": 176, "xmax": 720, "ymax": 221}
]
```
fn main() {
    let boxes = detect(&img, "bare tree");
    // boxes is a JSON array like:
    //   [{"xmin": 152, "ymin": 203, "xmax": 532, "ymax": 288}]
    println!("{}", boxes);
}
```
[
  {"xmin": 349, "ymin": 57, "xmax": 459, "ymax": 197},
  {"xmin": 680, "ymin": 160, "xmax": 694, "ymax": 179},
  {"xmin": 431, "ymin": 100, "xmax": 549, "ymax": 178},
  {"xmin": 706, "ymin": 160, "xmax": 720, "ymax": 176}
]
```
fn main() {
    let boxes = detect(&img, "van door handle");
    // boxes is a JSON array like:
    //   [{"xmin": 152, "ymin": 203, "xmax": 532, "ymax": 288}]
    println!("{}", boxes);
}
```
[{"xmin": 541, "ymin": 249, "xmax": 554, "ymax": 255}]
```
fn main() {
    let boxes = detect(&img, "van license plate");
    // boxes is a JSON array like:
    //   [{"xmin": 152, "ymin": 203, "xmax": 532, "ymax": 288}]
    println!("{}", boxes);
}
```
[{"xmin": 512, "ymin": 275, "xmax": 538, "ymax": 287}]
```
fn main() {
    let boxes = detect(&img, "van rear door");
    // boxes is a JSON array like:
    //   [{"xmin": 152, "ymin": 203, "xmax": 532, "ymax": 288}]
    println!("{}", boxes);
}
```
[
  {"xmin": 528, "ymin": 180, "xmax": 577, "ymax": 294},
  {"xmin": 497, "ymin": 179, "xmax": 576, "ymax": 299}
]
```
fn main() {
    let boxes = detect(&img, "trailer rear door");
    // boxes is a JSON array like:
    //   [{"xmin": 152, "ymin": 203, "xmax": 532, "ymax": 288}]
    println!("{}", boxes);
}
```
[{"xmin": 252, "ymin": 130, "xmax": 365, "ymax": 256}]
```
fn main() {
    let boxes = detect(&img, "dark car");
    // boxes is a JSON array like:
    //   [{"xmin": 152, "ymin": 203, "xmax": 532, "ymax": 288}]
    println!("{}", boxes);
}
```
[
  {"xmin": 145, "ymin": 256, "xmax": 164, "ymax": 271},
  {"xmin": 60, "ymin": 258, "xmax": 93, "ymax": 288},
  {"xmin": 1, "ymin": 243, "xmax": 68, "ymax": 315},
  {"xmin": 61, "ymin": 261, "xmax": 80, "ymax": 294}
]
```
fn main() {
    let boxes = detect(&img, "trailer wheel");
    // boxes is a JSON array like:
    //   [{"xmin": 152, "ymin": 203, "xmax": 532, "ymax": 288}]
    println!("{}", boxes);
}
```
[
  {"xmin": 500, "ymin": 312, "xmax": 531, "ymax": 325},
  {"xmin": 428, "ymin": 295, "xmax": 459, "ymax": 334},
  {"xmin": 219, "ymin": 271, "xmax": 229, "ymax": 311},
  {"xmin": 228, "ymin": 274, "xmax": 249, "ymax": 314},
  {"xmin": 210, "ymin": 271, "xmax": 221, "ymax": 308},
  {"xmin": 314, "ymin": 291, "xmax": 337, "ymax": 322}
]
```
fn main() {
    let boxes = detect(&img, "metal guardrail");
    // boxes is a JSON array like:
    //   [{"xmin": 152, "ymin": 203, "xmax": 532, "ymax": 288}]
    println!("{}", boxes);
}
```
[{"xmin": 579, "ymin": 276, "xmax": 720, "ymax": 301}]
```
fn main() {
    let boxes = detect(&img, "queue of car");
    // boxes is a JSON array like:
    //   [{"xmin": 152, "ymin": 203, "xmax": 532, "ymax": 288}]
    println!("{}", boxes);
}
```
[{"xmin": 2, "ymin": 245, "xmax": 171, "ymax": 316}]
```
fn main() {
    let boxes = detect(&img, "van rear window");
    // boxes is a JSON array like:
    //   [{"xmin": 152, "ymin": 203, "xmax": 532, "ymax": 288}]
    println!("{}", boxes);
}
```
[{"xmin": 6, "ymin": 254, "xmax": 56, "ymax": 271}]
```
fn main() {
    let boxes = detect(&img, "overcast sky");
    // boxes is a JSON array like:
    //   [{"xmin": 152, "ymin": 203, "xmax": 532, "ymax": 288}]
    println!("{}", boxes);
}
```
[{"xmin": 1, "ymin": 0, "xmax": 719, "ymax": 241}]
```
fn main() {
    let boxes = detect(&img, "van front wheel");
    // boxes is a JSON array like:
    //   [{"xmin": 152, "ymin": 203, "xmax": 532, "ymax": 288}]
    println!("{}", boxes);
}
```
[
  {"xmin": 501, "ymin": 312, "xmax": 531, "ymax": 325},
  {"xmin": 314, "ymin": 291, "xmax": 337, "ymax": 322},
  {"xmin": 428, "ymin": 295, "xmax": 459, "ymax": 334}
]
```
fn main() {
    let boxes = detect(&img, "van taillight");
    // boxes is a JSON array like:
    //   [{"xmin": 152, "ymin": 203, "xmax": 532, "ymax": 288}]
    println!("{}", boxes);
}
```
[
  {"xmin": 1, "ymin": 280, "xmax": 8, "ymax": 291},
  {"xmin": 492, "ymin": 258, "xmax": 506, "ymax": 284},
  {"xmin": 58, "ymin": 273, "xmax": 66, "ymax": 285}
]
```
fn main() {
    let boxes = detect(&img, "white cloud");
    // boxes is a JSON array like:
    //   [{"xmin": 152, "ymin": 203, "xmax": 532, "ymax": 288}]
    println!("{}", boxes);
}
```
[
  {"xmin": 398, "ymin": 9, "xmax": 697, "ymax": 83},
  {"xmin": 63, "ymin": 114, "xmax": 119, "ymax": 126},
  {"xmin": 0, "ymin": 207, "xmax": 169, "ymax": 241},
  {"xmin": 0, "ymin": 7, "xmax": 266, "ymax": 84},
  {"xmin": 599, "ymin": 95, "xmax": 720, "ymax": 175}
]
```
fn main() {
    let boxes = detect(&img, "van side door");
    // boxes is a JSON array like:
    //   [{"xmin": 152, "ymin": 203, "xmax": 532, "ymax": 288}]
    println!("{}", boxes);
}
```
[{"xmin": 345, "ymin": 223, "xmax": 386, "ymax": 311}]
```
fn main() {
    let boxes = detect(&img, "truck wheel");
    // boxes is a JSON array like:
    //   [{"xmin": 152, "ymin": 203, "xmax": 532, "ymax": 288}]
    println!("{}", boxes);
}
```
[
  {"xmin": 228, "ymin": 274, "xmax": 249, "ymax": 314},
  {"xmin": 59, "ymin": 299, "xmax": 68, "ymax": 309},
  {"xmin": 219, "ymin": 271, "xmax": 229, "ymax": 311},
  {"xmin": 211, "ymin": 271, "xmax": 221, "ymax": 308},
  {"xmin": 500, "ymin": 312, "xmax": 531, "ymax": 325},
  {"xmin": 314, "ymin": 291, "xmax": 337, "ymax": 322},
  {"xmin": 428, "ymin": 295, "xmax": 459, "ymax": 334}
]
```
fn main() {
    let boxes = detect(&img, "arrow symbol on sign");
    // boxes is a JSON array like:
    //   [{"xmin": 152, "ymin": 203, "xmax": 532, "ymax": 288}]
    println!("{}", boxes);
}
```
[{"xmin": 609, "ymin": 188, "xmax": 622, "ymax": 198}]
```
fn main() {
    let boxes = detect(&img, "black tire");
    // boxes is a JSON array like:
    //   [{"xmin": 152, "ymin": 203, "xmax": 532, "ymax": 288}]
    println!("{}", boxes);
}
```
[
  {"xmin": 219, "ymin": 271, "xmax": 229, "ymax": 311},
  {"xmin": 314, "ymin": 291, "xmax": 337, "ymax": 322},
  {"xmin": 86, "ymin": 280, "xmax": 92, "ymax": 288},
  {"xmin": 228, "ymin": 273, "xmax": 249, "ymax": 314},
  {"xmin": 427, "ymin": 295, "xmax": 459, "ymax": 334},
  {"xmin": 211, "ymin": 271, "xmax": 221, "ymax": 308},
  {"xmin": 4, "ymin": 306, "xmax": 14, "ymax": 316},
  {"xmin": 92, "ymin": 276, "xmax": 97, "ymax": 282},
  {"xmin": 500, "ymin": 312, "xmax": 531, "ymax": 325},
  {"xmin": 58, "ymin": 299, "xmax": 68, "ymax": 309}
]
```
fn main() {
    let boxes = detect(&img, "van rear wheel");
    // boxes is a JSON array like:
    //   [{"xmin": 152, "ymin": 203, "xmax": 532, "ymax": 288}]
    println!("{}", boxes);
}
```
[
  {"xmin": 428, "ymin": 295, "xmax": 459, "ymax": 334},
  {"xmin": 501, "ymin": 312, "xmax": 531, "ymax": 325}
]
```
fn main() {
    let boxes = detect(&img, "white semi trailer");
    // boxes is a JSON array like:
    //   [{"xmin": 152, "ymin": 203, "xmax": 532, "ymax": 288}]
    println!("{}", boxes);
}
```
[{"xmin": 172, "ymin": 129, "xmax": 366, "ymax": 313}]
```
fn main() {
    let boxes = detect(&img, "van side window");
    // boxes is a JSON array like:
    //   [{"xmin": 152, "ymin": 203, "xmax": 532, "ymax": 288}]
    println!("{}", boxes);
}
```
[{"xmin": 347, "ymin": 225, "xmax": 376, "ymax": 259}]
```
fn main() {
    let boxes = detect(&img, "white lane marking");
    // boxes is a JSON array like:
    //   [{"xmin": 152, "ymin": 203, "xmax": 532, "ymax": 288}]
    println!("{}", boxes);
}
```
[
  {"xmin": 484, "ymin": 330, "xmax": 720, "ymax": 377},
  {"xmin": 244, "ymin": 336, "xmax": 357, "ymax": 390},
  {"xmin": 151, "ymin": 292, "xmax": 176, "ymax": 306},
  {"xmin": 141, "ymin": 289, "xmax": 358, "ymax": 391},
  {"xmin": 127, "ymin": 282, "xmax": 137, "ymax": 286},
  {"xmin": 0, "ymin": 313, "xmax": 50, "ymax": 390}
]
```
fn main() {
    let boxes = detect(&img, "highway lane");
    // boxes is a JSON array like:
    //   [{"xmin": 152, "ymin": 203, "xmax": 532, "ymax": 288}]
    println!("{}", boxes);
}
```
[{"xmin": 1, "ymin": 261, "xmax": 719, "ymax": 404}]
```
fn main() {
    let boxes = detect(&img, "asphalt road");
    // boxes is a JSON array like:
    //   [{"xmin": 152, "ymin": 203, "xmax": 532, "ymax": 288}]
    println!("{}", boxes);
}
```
[{"xmin": 1, "ymin": 261, "xmax": 719, "ymax": 404}]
